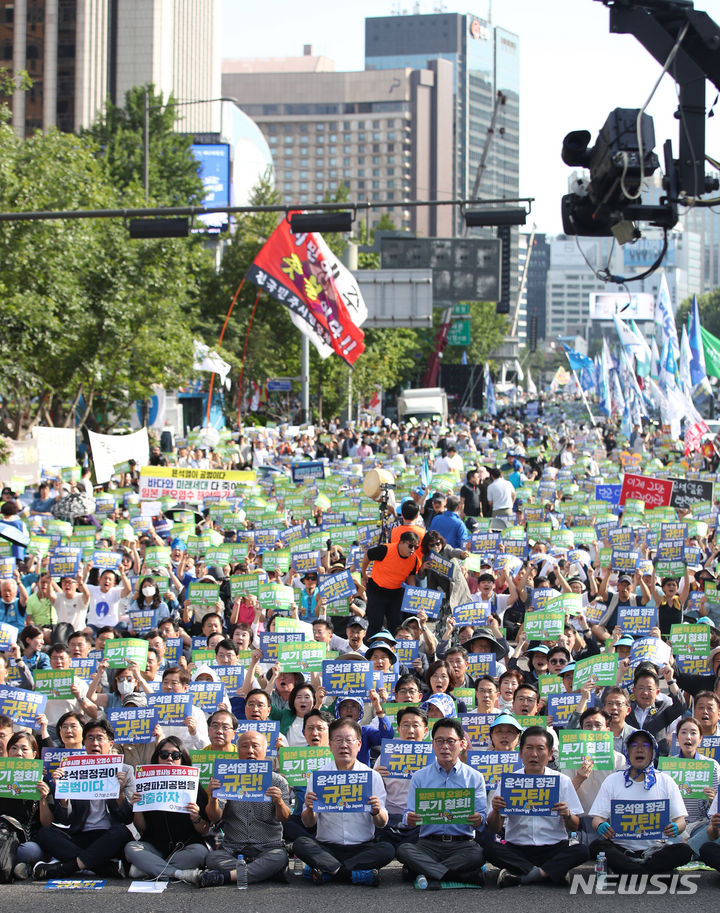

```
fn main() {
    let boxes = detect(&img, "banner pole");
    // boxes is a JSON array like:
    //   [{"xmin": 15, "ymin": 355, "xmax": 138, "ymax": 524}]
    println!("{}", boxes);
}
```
[
  {"xmin": 236, "ymin": 290, "xmax": 260, "ymax": 426},
  {"xmin": 301, "ymin": 334, "xmax": 310, "ymax": 423},
  {"xmin": 204, "ymin": 277, "xmax": 245, "ymax": 429},
  {"xmin": 572, "ymin": 368, "xmax": 597, "ymax": 427}
]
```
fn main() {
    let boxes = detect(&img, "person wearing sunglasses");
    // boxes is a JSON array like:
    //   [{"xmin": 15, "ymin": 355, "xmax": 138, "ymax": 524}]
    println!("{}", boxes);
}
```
[
  {"xmin": 124, "ymin": 736, "xmax": 210, "ymax": 885},
  {"xmin": 360, "ymin": 530, "xmax": 421, "ymax": 638}
]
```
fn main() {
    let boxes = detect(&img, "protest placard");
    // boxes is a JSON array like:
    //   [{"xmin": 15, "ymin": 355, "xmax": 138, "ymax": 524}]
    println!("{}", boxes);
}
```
[
  {"xmin": 0, "ymin": 757, "xmax": 44, "ymax": 799},
  {"xmin": 558, "ymin": 730, "xmax": 614, "ymax": 770},
  {"xmin": 312, "ymin": 769, "xmax": 371, "ymax": 812},
  {"xmin": 190, "ymin": 750, "xmax": 236, "ymax": 787},
  {"xmin": 466, "ymin": 750, "xmax": 520, "ymax": 789},
  {"xmin": 572, "ymin": 653, "xmax": 619, "ymax": 689},
  {"xmin": 322, "ymin": 660, "xmax": 374, "ymax": 697},
  {"xmin": 135, "ymin": 764, "xmax": 200, "ymax": 812},
  {"xmin": 658, "ymin": 757, "xmax": 715, "ymax": 799},
  {"xmin": 278, "ymin": 746, "xmax": 333, "ymax": 788},
  {"xmin": 610, "ymin": 798, "xmax": 669, "ymax": 839},
  {"xmin": 400, "ymin": 585, "xmax": 443, "ymax": 619},
  {"xmin": 148, "ymin": 692, "xmax": 192, "ymax": 724},
  {"xmin": 55, "ymin": 754, "xmax": 123, "ymax": 800},
  {"xmin": 104, "ymin": 638, "xmax": 149, "ymax": 669},
  {"xmin": 108, "ymin": 707, "xmax": 158, "ymax": 744},
  {"xmin": 499, "ymin": 773, "xmax": 559, "ymax": 815},
  {"xmin": 415, "ymin": 787, "xmax": 474, "ymax": 824},
  {"xmin": 212, "ymin": 758, "xmax": 273, "ymax": 801},
  {"xmin": 378, "ymin": 740, "xmax": 434, "ymax": 779},
  {"xmin": 0, "ymin": 685, "xmax": 46, "ymax": 728}
]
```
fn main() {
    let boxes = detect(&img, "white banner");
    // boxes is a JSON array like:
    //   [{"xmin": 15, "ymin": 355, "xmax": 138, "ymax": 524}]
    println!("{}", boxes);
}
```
[
  {"xmin": 55, "ymin": 753, "xmax": 123, "ymax": 800},
  {"xmin": 31, "ymin": 427, "xmax": 76, "ymax": 472},
  {"xmin": 89, "ymin": 428, "xmax": 149, "ymax": 484},
  {"xmin": 135, "ymin": 764, "xmax": 199, "ymax": 812}
]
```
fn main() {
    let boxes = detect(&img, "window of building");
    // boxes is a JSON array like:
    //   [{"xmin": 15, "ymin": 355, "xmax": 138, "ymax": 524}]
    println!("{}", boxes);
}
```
[
  {"xmin": 387, "ymin": 168, "xmax": 395, "ymax": 176},
  {"xmin": 387, "ymin": 143, "xmax": 394, "ymax": 152},
  {"xmin": 299, "ymin": 182, "xmax": 308, "ymax": 191}
]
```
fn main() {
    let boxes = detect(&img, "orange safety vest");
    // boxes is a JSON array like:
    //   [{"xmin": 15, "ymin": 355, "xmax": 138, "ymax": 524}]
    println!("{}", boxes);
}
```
[
  {"xmin": 370, "ymin": 543, "xmax": 420, "ymax": 589},
  {"xmin": 389, "ymin": 523, "xmax": 425, "ymax": 544}
]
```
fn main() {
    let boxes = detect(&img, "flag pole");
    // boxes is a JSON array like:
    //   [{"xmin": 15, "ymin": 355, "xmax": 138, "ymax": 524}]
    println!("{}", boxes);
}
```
[{"xmin": 571, "ymin": 368, "xmax": 597, "ymax": 426}]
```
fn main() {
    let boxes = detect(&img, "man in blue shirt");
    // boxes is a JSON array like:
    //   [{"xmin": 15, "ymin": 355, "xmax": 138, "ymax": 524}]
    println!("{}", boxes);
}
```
[
  {"xmin": 428, "ymin": 495, "xmax": 470, "ymax": 550},
  {"xmin": 396, "ymin": 717, "xmax": 486, "ymax": 889}
]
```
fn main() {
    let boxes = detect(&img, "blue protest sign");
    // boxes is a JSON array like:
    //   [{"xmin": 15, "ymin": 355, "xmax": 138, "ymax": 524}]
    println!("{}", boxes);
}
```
[
  {"xmin": 212, "ymin": 758, "xmax": 273, "ymax": 801},
  {"xmin": 610, "ymin": 798, "xmax": 669, "ymax": 839},
  {"xmin": 499, "ymin": 772, "xmax": 560, "ymax": 815},
  {"xmin": 312, "ymin": 769, "xmax": 371, "ymax": 812}
]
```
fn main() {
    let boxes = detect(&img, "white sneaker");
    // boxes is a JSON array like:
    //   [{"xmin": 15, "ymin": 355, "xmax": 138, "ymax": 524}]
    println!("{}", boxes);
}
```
[
  {"xmin": 13, "ymin": 862, "xmax": 29, "ymax": 880},
  {"xmin": 175, "ymin": 868, "xmax": 202, "ymax": 886},
  {"xmin": 128, "ymin": 864, "xmax": 146, "ymax": 880}
]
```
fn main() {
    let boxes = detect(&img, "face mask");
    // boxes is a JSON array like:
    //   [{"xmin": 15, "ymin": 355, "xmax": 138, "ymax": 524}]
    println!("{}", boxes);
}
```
[
  {"xmin": 117, "ymin": 679, "xmax": 134, "ymax": 696},
  {"xmin": 142, "ymin": 586, "xmax": 156, "ymax": 598}
]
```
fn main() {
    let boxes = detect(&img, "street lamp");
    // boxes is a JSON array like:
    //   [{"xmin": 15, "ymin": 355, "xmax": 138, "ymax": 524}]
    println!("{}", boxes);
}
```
[{"xmin": 143, "ymin": 93, "xmax": 238, "ymax": 203}]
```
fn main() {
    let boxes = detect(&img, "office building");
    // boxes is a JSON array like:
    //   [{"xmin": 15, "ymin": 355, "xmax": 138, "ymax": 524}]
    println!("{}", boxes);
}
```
[
  {"xmin": 365, "ymin": 11, "xmax": 519, "ymax": 208},
  {"xmin": 222, "ymin": 51, "xmax": 454, "ymax": 235},
  {"xmin": 1, "ymin": 0, "xmax": 219, "ymax": 137}
]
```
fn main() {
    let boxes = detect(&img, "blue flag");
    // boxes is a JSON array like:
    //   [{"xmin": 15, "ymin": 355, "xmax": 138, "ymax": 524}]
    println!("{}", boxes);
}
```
[
  {"xmin": 688, "ymin": 294, "xmax": 707, "ymax": 386},
  {"xmin": 561, "ymin": 342, "xmax": 594, "ymax": 374}
]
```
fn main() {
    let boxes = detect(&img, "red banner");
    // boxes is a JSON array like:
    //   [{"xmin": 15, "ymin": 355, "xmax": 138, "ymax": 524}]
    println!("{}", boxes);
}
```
[
  {"xmin": 684, "ymin": 420, "xmax": 708, "ymax": 457},
  {"xmin": 247, "ymin": 218, "xmax": 365, "ymax": 365},
  {"xmin": 619, "ymin": 473, "xmax": 673, "ymax": 508}
]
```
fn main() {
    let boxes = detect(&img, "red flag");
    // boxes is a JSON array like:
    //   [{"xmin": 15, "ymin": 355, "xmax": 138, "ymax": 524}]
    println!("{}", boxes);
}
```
[
  {"xmin": 247, "ymin": 217, "xmax": 365, "ymax": 365},
  {"xmin": 684, "ymin": 420, "xmax": 708, "ymax": 457}
]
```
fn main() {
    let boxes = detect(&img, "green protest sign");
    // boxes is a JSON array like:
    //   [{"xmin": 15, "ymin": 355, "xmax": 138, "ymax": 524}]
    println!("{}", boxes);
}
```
[
  {"xmin": 34, "ymin": 669, "xmax": 76, "ymax": 700},
  {"xmin": 669, "ymin": 624, "xmax": 711, "ymax": 655},
  {"xmin": 558, "ymin": 730, "xmax": 614, "ymax": 770},
  {"xmin": 658, "ymin": 757, "xmax": 714, "ymax": 799},
  {"xmin": 190, "ymin": 750, "xmax": 236, "ymax": 787},
  {"xmin": 278, "ymin": 745, "xmax": 334, "ymax": 788},
  {"xmin": 572, "ymin": 653, "xmax": 618, "ymax": 689},
  {"xmin": 415, "ymin": 787, "xmax": 474, "ymax": 824},
  {"xmin": 0, "ymin": 757, "xmax": 44, "ymax": 799},
  {"xmin": 538, "ymin": 674, "xmax": 564, "ymax": 698},
  {"xmin": 276, "ymin": 641, "xmax": 326, "ymax": 672},
  {"xmin": 546, "ymin": 593, "xmax": 584, "ymax": 616},
  {"xmin": 104, "ymin": 638, "xmax": 149, "ymax": 669},
  {"xmin": 524, "ymin": 610, "xmax": 565, "ymax": 640}
]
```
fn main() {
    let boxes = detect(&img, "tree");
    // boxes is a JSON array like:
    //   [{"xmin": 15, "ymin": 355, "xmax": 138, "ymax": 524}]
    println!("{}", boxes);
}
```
[
  {"xmin": 82, "ymin": 84, "xmax": 204, "ymax": 205},
  {"xmin": 676, "ymin": 290, "xmax": 720, "ymax": 340},
  {"xmin": 0, "ymin": 118, "xmax": 211, "ymax": 438},
  {"xmin": 433, "ymin": 302, "xmax": 508, "ymax": 366}
]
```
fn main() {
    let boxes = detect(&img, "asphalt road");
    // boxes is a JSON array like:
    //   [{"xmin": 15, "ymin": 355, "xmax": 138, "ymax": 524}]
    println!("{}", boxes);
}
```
[{"xmin": 3, "ymin": 861, "xmax": 719, "ymax": 912}]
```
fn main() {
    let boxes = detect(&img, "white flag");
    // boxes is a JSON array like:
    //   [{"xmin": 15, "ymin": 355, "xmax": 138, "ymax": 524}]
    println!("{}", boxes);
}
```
[{"xmin": 193, "ymin": 340, "xmax": 232, "ymax": 389}]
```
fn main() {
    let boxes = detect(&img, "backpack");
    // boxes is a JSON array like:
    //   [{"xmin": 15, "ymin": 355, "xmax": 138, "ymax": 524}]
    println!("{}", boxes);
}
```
[{"xmin": 0, "ymin": 818, "xmax": 21, "ymax": 883}]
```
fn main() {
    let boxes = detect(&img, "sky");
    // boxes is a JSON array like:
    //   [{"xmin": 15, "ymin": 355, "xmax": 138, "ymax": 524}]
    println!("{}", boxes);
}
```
[{"xmin": 221, "ymin": 0, "xmax": 720, "ymax": 234}]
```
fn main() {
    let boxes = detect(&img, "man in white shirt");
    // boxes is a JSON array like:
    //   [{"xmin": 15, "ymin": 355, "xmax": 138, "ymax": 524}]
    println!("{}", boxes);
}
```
[
  {"xmin": 294, "ymin": 717, "xmax": 395, "ymax": 886},
  {"xmin": 486, "ymin": 468, "xmax": 516, "ymax": 527},
  {"xmin": 154, "ymin": 666, "xmax": 209, "ymax": 750},
  {"xmin": 485, "ymin": 726, "xmax": 588, "ymax": 887},
  {"xmin": 589, "ymin": 729, "xmax": 691, "ymax": 873},
  {"xmin": 53, "ymin": 574, "xmax": 90, "ymax": 632}
]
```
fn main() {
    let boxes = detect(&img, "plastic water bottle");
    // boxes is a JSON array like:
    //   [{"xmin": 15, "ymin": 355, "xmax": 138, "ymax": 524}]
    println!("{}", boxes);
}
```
[
  {"xmin": 415, "ymin": 874, "xmax": 428, "ymax": 890},
  {"xmin": 236, "ymin": 854, "xmax": 248, "ymax": 890},
  {"xmin": 293, "ymin": 855, "xmax": 304, "ymax": 877},
  {"xmin": 595, "ymin": 852, "xmax": 607, "ymax": 890}
]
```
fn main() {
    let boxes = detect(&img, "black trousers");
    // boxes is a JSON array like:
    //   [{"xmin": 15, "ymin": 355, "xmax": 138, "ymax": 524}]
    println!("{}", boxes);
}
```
[
  {"xmin": 699, "ymin": 841, "xmax": 720, "ymax": 873},
  {"xmin": 35, "ymin": 824, "xmax": 132, "ymax": 874},
  {"xmin": 292, "ymin": 836, "xmax": 396, "ymax": 876},
  {"xmin": 365, "ymin": 580, "xmax": 404, "ymax": 639},
  {"xmin": 397, "ymin": 837, "xmax": 484, "ymax": 882},
  {"xmin": 589, "ymin": 838, "xmax": 692, "ymax": 874},
  {"xmin": 484, "ymin": 839, "xmax": 589, "ymax": 883}
]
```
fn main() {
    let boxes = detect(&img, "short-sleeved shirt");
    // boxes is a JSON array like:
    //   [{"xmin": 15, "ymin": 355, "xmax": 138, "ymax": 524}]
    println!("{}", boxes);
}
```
[
  {"xmin": 313, "ymin": 759, "xmax": 386, "ymax": 845},
  {"xmin": 589, "ymin": 769, "xmax": 687, "ymax": 852},
  {"xmin": 217, "ymin": 770, "xmax": 290, "ymax": 849},
  {"xmin": 490, "ymin": 765, "xmax": 583, "ymax": 846}
]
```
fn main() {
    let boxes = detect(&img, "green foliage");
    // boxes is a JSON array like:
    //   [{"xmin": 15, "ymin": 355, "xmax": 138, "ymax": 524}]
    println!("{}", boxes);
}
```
[
  {"xmin": 0, "ymin": 110, "xmax": 211, "ymax": 437},
  {"xmin": 82, "ymin": 84, "xmax": 203, "ymax": 205},
  {"xmin": 677, "ymin": 290, "xmax": 720, "ymax": 339},
  {"xmin": 436, "ymin": 302, "xmax": 508, "ymax": 365}
]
